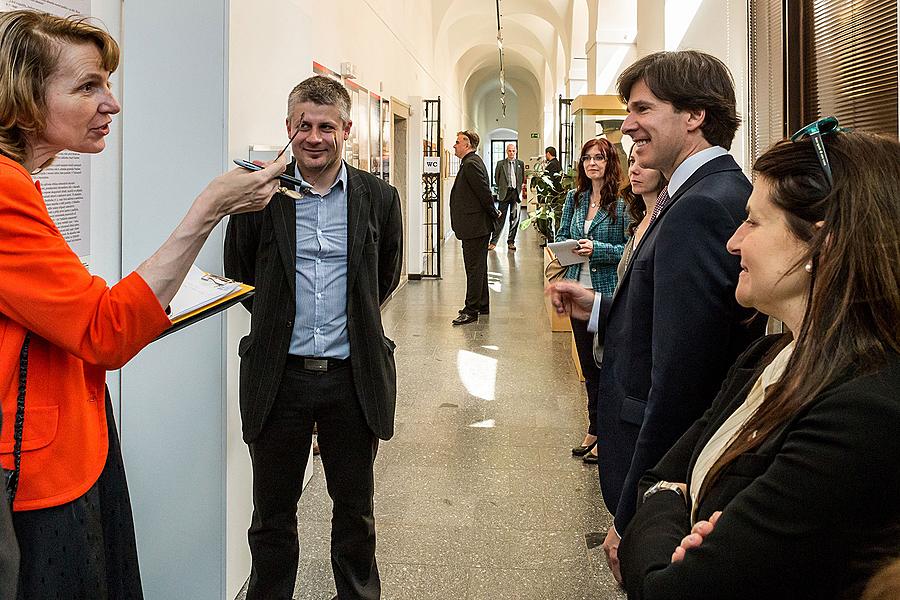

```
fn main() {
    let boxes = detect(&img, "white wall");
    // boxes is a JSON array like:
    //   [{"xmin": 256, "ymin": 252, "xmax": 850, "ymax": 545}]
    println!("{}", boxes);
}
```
[
  {"xmin": 119, "ymin": 2, "xmax": 231, "ymax": 599},
  {"xmin": 672, "ymin": 0, "xmax": 749, "ymax": 171}
]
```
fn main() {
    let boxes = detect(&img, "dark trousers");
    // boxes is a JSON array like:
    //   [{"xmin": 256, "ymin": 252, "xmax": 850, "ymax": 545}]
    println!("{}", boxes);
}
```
[
  {"xmin": 490, "ymin": 191, "xmax": 520, "ymax": 245},
  {"xmin": 246, "ymin": 360, "xmax": 379, "ymax": 600},
  {"xmin": 461, "ymin": 234, "xmax": 490, "ymax": 314},
  {"xmin": 571, "ymin": 316, "xmax": 601, "ymax": 436}
]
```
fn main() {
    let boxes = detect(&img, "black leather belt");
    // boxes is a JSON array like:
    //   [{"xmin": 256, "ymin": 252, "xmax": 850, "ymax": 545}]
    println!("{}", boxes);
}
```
[{"xmin": 285, "ymin": 355, "xmax": 349, "ymax": 373}]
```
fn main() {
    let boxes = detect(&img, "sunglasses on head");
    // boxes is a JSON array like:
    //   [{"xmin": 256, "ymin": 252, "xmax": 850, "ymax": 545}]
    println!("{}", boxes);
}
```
[{"xmin": 789, "ymin": 116, "xmax": 849, "ymax": 187}]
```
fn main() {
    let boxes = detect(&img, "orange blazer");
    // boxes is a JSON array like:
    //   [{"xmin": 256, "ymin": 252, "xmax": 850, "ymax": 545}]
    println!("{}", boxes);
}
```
[{"xmin": 0, "ymin": 155, "xmax": 170, "ymax": 511}]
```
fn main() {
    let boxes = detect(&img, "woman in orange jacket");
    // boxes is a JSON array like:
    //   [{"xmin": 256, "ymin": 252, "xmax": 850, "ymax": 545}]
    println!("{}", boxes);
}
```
[{"xmin": 0, "ymin": 11, "xmax": 285, "ymax": 598}]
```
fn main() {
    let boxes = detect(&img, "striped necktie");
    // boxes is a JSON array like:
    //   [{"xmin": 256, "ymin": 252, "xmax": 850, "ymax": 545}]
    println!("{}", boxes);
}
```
[{"xmin": 649, "ymin": 185, "xmax": 672, "ymax": 224}]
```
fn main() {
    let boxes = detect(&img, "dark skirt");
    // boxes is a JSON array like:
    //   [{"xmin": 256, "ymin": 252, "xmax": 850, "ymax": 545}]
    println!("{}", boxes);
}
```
[{"xmin": 12, "ymin": 393, "xmax": 143, "ymax": 600}]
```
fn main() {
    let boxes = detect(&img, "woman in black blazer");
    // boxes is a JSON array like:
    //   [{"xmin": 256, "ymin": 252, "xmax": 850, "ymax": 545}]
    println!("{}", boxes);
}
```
[{"xmin": 618, "ymin": 124, "xmax": 900, "ymax": 600}]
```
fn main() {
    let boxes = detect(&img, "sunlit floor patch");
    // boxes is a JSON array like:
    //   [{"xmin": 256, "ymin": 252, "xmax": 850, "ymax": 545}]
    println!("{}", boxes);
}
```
[{"xmin": 456, "ymin": 349, "xmax": 497, "ymax": 401}]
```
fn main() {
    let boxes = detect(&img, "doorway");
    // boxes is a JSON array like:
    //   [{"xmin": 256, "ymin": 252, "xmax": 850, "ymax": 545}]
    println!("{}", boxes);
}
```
[
  {"xmin": 490, "ymin": 138, "xmax": 518, "ymax": 188},
  {"xmin": 392, "ymin": 107, "xmax": 409, "ymax": 281}
]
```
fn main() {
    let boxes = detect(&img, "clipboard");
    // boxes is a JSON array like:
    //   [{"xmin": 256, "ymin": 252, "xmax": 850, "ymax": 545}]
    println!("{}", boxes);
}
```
[
  {"xmin": 154, "ymin": 283, "xmax": 254, "ymax": 341},
  {"xmin": 547, "ymin": 240, "xmax": 587, "ymax": 266}
]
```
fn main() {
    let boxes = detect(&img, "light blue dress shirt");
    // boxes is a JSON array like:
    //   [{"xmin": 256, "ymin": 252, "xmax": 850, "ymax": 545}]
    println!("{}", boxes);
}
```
[{"xmin": 289, "ymin": 161, "xmax": 350, "ymax": 359}]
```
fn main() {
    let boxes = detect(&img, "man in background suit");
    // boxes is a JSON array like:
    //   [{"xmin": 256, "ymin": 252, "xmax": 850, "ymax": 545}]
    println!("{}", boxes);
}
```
[
  {"xmin": 450, "ymin": 130, "xmax": 500, "ymax": 326},
  {"xmin": 225, "ymin": 75, "xmax": 402, "ymax": 600},
  {"xmin": 490, "ymin": 143, "xmax": 525, "ymax": 250},
  {"xmin": 544, "ymin": 146, "xmax": 562, "ymax": 188},
  {"xmin": 548, "ymin": 50, "xmax": 765, "ymax": 582}
]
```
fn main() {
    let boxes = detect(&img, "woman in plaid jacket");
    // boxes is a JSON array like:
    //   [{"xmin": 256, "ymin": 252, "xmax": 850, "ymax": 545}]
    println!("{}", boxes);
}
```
[{"xmin": 557, "ymin": 137, "xmax": 629, "ymax": 465}]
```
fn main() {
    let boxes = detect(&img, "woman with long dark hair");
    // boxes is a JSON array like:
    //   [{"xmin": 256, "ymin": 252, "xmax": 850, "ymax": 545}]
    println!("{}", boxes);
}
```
[
  {"xmin": 556, "ymin": 137, "xmax": 628, "ymax": 464},
  {"xmin": 618, "ymin": 149, "xmax": 665, "ymax": 280},
  {"xmin": 618, "ymin": 123, "xmax": 900, "ymax": 599}
]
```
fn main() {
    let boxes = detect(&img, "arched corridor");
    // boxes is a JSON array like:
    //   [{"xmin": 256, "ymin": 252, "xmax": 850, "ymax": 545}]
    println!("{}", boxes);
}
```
[{"xmin": 285, "ymin": 228, "xmax": 625, "ymax": 599}]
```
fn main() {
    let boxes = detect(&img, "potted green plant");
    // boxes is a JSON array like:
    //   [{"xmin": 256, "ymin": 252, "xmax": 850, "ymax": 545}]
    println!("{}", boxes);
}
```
[{"xmin": 520, "ymin": 164, "xmax": 575, "ymax": 242}]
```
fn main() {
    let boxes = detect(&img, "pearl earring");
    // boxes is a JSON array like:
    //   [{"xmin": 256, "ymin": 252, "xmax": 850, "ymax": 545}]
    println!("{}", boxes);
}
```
[{"xmin": 804, "ymin": 262, "xmax": 813, "ymax": 273}]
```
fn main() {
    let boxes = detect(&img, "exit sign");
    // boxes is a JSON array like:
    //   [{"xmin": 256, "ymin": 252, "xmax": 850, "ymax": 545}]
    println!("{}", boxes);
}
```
[{"xmin": 530, "ymin": 132, "xmax": 539, "ymax": 138}]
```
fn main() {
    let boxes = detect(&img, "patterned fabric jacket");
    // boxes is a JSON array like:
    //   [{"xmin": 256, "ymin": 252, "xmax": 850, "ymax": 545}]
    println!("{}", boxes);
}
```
[{"xmin": 555, "ymin": 189, "xmax": 629, "ymax": 295}]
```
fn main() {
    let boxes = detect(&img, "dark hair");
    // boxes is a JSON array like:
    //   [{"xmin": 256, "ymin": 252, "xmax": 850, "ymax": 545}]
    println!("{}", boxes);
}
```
[
  {"xmin": 545, "ymin": 146, "xmax": 557, "ymax": 157},
  {"xmin": 702, "ymin": 131, "xmax": 900, "ymax": 499},
  {"xmin": 574, "ymin": 138, "xmax": 621, "ymax": 221},
  {"xmin": 288, "ymin": 75, "xmax": 351, "ymax": 122},
  {"xmin": 457, "ymin": 129, "xmax": 480, "ymax": 150},
  {"xmin": 0, "ymin": 10, "xmax": 120, "ymax": 165},
  {"xmin": 617, "ymin": 50, "xmax": 740, "ymax": 150}
]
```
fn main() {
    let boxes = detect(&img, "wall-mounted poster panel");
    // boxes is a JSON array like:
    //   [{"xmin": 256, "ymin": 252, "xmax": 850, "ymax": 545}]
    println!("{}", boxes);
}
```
[
  {"xmin": 381, "ymin": 99, "xmax": 391, "ymax": 182},
  {"xmin": 370, "ymin": 92, "xmax": 381, "ymax": 177},
  {"xmin": 346, "ymin": 79, "xmax": 369, "ymax": 173},
  {"xmin": 1, "ymin": 0, "xmax": 92, "ymax": 266}
]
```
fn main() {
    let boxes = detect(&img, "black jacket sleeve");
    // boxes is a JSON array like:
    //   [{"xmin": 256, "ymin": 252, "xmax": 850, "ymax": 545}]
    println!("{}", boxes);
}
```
[
  {"xmin": 620, "ymin": 363, "xmax": 900, "ymax": 600},
  {"xmin": 378, "ymin": 187, "xmax": 403, "ymax": 305}
]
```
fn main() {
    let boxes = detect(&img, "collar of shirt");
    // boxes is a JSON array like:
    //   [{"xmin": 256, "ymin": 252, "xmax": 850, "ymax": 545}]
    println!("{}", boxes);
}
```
[
  {"xmin": 761, "ymin": 340, "xmax": 795, "ymax": 389},
  {"xmin": 667, "ymin": 146, "xmax": 728, "ymax": 196},
  {"xmin": 294, "ymin": 160, "xmax": 348, "ymax": 196}
]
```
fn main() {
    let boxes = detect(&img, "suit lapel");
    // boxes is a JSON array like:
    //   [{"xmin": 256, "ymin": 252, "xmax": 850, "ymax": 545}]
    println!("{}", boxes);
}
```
[
  {"xmin": 587, "ymin": 204, "xmax": 612, "ymax": 236},
  {"xmin": 346, "ymin": 165, "xmax": 370, "ymax": 292},
  {"xmin": 573, "ymin": 191, "xmax": 589, "ymax": 228},
  {"xmin": 273, "ymin": 160, "xmax": 298, "ymax": 293},
  {"xmin": 610, "ymin": 154, "xmax": 741, "ymax": 304}
]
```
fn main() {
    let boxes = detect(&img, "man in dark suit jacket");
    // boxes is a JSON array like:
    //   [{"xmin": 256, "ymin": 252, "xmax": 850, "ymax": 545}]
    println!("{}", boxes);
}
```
[
  {"xmin": 450, "ymin": 130, "xmax": 499, "ymax": 326},
  {"xmin": 490, "ymin": 143, "xmax": 525, "ymax": 250},
  {"xmin": 224, "ymin": 75, "xmax": 402, "ymax": 600},
  {"xmin": 548, "ymin": 50, "xmax": 765, "ymax": 582},
  {"xmin": 544, "ymin": 145, "xmax": 563, "ymax": 192}
]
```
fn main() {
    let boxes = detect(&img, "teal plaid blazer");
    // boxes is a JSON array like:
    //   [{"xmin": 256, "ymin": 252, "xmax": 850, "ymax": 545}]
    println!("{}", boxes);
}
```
[{"xmin": 555, "ymin": 189, "xmax": 629, "ymax": 295}]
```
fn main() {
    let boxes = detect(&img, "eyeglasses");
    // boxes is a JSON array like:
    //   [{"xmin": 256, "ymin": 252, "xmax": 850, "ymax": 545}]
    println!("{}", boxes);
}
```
[
  {"xmin": 581, "ymin": 154, "xmax": 608, "ymax": 164},
  {"xmin": 789, "ymin": 116, "xmax": 848, "ymax": 187}
]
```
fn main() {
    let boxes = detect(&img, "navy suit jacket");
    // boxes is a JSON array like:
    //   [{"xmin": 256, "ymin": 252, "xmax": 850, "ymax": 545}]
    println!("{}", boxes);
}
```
[{"xmin": 595, "ymin": 154, "xmax": 765, "ymax": 533}]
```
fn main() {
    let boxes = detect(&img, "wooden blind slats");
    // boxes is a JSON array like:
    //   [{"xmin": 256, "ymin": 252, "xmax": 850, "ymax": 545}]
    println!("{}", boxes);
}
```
[
  {"xmin": 749, "ymin": 0, "xmax": 785, "ymax": 163},
  {"xmin": 802, "ymin": 0, "xmax": 898, "ymax": 138}
]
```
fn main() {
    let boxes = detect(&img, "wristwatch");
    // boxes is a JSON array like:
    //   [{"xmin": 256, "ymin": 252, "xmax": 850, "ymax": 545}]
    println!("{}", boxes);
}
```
[{"xmin": 643, "ymin": 480, "xmax": 684, "ymax": 503}]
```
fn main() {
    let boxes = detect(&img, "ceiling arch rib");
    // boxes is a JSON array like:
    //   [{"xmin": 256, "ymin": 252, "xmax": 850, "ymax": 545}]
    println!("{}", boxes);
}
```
[
  {"xmin": 433, "ymin": 0, "xmax": 573, "ymax": 76},
  {"xmin": 454, "ymin": 43, "xmax": 542, "ymax": 82}
]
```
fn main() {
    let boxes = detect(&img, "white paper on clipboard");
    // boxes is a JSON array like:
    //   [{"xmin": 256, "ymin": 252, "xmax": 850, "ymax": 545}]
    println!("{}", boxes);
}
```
[{"xmin": 548, "ymin": 240, "xmax": 588, "ymax": 266}]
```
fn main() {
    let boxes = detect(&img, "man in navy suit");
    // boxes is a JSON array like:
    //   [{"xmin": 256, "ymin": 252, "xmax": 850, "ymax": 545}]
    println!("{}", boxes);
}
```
[{"xmin": 548, "ymin": 50, "xmax": 765, "ymax": 583}]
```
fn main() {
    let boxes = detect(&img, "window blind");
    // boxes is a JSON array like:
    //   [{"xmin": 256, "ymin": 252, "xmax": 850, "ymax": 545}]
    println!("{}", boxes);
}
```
[
  {"xmin": 749, "ymin": 0, "xmax": 786, "ymax": 162},
  {"xmin": 801, "ymin": 0, "xmax": 898, "ymax": 138}
]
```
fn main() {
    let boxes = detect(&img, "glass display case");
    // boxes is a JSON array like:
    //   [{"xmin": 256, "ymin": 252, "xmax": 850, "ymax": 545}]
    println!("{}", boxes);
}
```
[{"xmin": 570, "ymin": 94, "xmax": 629, "ymax": 171}]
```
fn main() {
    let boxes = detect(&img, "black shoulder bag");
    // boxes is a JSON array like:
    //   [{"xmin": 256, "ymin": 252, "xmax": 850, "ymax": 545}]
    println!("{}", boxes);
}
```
[{"xmin": 3, "ymin": 333, "xmax": 30, "ymax": 507}]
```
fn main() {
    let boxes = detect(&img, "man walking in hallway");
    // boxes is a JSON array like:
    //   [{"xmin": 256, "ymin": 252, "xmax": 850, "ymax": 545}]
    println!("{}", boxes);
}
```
[
  {"xmin": 548, "ymin": 50, "xmax": 765, "ymax": 582},
  {"xmin": 450, "ymin": 130, "xmax": 499, "ymax": 326},
  {"xmin": 225, "ymin": 75, "xmax": 403, "ymax": 600},
  {"xmin": 490, "ymin": 143, "xmax": 525, "ymax": 250}
]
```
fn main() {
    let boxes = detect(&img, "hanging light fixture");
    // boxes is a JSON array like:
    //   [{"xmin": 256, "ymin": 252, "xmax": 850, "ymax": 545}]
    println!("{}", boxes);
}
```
[{"xmin": 495, "ymin": 0, "xmax": 506, "ymax": 117}]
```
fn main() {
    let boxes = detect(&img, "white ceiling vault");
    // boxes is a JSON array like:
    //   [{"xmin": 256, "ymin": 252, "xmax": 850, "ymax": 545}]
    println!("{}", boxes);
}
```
[{"xmin": 432, "ymin": 0, "xmax": 578, "ymax": 126}]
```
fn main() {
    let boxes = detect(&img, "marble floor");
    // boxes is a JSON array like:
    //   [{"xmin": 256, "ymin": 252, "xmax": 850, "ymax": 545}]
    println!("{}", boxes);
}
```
[{"xmin": 277, "ymin": 223, "xmax": 624, "ymax": 599}]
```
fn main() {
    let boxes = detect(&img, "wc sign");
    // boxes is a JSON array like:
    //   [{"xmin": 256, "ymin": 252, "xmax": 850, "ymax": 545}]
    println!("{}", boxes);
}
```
[{"xmin": 423, "ymin": 157, "xmax": 441, "ymax": 173}]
